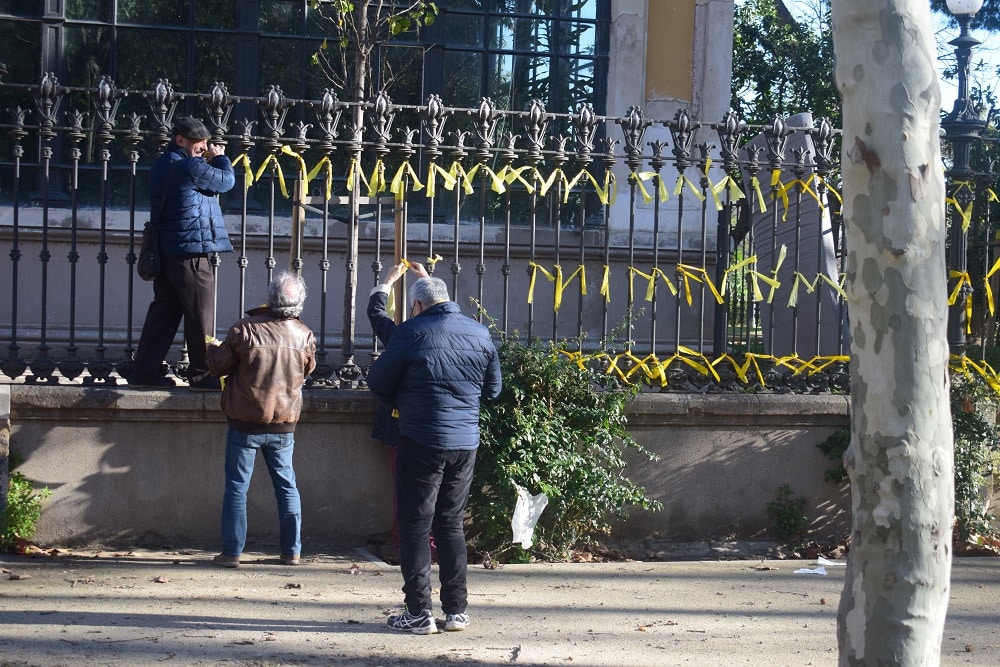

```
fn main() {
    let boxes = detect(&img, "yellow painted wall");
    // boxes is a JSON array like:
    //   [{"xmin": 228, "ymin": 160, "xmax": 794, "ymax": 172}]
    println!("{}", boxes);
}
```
[{"xmin": 646, "ymin": 1, "xmax": 695, "ymax": 101}]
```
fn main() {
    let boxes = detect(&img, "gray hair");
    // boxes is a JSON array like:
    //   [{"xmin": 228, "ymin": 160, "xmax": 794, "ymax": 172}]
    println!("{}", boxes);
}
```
[
  {"xmin": 268, "ymin": 270, "xmax": 307, "ymax": 318},
  {"xmin": 410, "ymin": 276, "xmax": 450, "ymax": 308}
]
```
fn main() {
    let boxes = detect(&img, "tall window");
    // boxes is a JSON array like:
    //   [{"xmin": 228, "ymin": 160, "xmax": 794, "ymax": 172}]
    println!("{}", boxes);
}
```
[
  {"xmin": 424, "ymin": 1, "xmax": 609, "ymax": 113},
  {"xmin": 0, "ymin": 0, "xmax": 608, "ymax": 111}
]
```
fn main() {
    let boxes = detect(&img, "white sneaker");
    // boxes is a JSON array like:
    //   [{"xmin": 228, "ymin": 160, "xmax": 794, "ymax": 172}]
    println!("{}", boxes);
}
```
[
  {"xmin": 387, "ymin": 608, "xmax": 438, "ymax": 635},
  {"xmin": 444, "ymin": 612, "xmax": 470, "ymax": 631}
]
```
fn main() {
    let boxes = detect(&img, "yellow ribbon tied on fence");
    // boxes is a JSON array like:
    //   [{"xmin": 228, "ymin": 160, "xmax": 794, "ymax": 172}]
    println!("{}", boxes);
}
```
[
  {"xmin": 674, "ymin": 173, "xmax": 705, "ymax": 202},
  {"xmin": 424, "ymin": 162, "xmax": 458, "ymax": 198},
  {"xmin": 254, "ymin": 152, "xmax": 289, "ymax": 198},
  {"xmin": 231, "ymin": 153, "xmax": 254, "ymax": 192},
  {"xmin": 629, "ymin": 170, "xmax": 668, "ymax": 205},
  {"xmin": 750, "ymin": 174, "xmax": 768, "ymax": 213},
  {"xmin": 497, "ymin": 165, "xmax": 536, "ymax": 194},
  {"xmin": 985, "ymin": 255, "xmax": 1000, "ymax": 316},
  {"xmin": 281, "ymin": 145, "xmax": 309, "ymax": 194},
  {"xmin": 676, "ymin": 264, "xmax": 725, "ymax": 305},
  {"xmin": 389, "ymin": 161, "xmax": 425, "ymax": 200},
  {"xmin": 946, "ymin": 180, "xmax": 976, "ymax": 232},
  {"xmin": 527, "ymin": 263, "xmax": 586, "ymax": 312},
  {"xmin": 949, "ymin": 269, "xmax": 974, "ymax": 334},
  {"xmin": 306, "ymin": 156, "xmax": 334, "ymax": 201},
  {"xmin": 629, "ymin": 266, "xmax": 677, "ymax": 303},
  {"xmin": 599, "ymin": 264, "xmax": 611, "ymax": 303}
]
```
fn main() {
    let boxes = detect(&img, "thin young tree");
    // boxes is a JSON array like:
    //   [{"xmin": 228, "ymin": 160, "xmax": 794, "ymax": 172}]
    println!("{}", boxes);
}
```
[{"xmin": 831, "ymin": 0, "xmax": 954, "ymax": 663}]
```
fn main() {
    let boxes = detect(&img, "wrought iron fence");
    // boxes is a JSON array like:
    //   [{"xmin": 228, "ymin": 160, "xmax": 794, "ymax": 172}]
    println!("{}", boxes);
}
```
[{"xmin": 0, "ymin": 75, "xmax": 863, "ymax": 392}]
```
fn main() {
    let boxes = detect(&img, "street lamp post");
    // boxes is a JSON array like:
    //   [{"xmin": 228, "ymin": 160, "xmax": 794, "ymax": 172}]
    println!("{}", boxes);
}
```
[{"xmin": 943, "ymin": 0, "xmax": 985, "ymax": 357}]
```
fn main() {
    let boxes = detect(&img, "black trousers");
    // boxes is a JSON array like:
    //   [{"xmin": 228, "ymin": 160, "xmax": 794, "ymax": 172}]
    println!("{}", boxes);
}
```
[
  {"xmin": 132, "ymin": 253, "xmax": 217, "ymax": 384},
  {"xmin": 395, "ymin": 440, "xmax": 477, "ymax": 615}
]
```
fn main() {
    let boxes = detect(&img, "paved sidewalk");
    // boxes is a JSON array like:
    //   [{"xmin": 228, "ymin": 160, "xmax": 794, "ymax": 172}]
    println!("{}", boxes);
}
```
[{"xmin": 1, "ymin": 548, "xmax": 997, "ymax": 667}]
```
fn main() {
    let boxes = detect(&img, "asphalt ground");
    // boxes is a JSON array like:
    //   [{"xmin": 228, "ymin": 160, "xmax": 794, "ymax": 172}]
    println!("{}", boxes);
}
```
[{"xmin": 0, "ymin": 547, "xmax": 997, "ymax": 667}]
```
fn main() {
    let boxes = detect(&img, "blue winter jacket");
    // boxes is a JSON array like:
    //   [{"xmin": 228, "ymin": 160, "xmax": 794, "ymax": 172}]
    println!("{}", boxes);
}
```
[
  {"xmin": 150, "ymin": 144, "xmax": 235, "ymax": 256},
  {"xmin": 366, "ymin": 300, "xmax": 502, "ymax": 450}
]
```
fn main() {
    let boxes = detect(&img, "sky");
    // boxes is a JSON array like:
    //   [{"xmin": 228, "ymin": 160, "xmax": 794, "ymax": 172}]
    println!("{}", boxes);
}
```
[{"xmin": 780, "ymin": 0, "xmax": 1000, "ymax": 116}]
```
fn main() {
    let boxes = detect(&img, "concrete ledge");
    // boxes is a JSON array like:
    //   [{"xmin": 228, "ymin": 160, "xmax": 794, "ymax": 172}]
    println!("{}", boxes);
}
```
[{"xmin": 6, "ymin": 385, "xmax": 851, "ymax": 548}]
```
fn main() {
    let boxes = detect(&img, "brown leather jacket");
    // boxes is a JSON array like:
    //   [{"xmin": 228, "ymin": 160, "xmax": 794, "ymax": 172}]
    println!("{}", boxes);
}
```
[{"xmin": 206, "ymin": 306, "xmax": 316, "ymax": 433}]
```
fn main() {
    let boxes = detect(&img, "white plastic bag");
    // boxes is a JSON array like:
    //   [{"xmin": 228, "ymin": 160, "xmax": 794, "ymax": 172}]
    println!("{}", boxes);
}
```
[{"xmin": 510, "ymin": 482, "xmax": 548, "ymax": 549}]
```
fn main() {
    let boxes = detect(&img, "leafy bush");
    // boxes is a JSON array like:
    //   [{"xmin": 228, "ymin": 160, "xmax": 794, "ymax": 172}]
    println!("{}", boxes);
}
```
[
  {"xmin": 470, "ymin": 334, "xmax": 661, "ymax": 562},
  {"xmin": 766, "ymin": 483, "xmax": 808, "ymax": 544},
  {"xmin": 951, "ymin": 372, "xmax": 1000, "ymax": 541},
  {"xmin": 2, "ymin": 470, "xmax": 51, "ymax": 552}
]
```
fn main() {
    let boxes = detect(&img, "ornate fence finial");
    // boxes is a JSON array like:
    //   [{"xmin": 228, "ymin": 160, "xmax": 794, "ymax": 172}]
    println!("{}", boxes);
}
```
[
  {"xmin": 717, "ymin": 109, "xmax": 746, "ymax": 173},
  {"xmin": 202, "ymin": 81, "xmax": 237, "ymax": 144},
  {"xmin": 470, "ymin": 97, "xmax": 500, "ymax": 162},
  {"xmin": 572, "ymin": 102, "xmax": 597, "ymax": 166},
  {"xmin": 145, "ymin": 78, "xmax": 179, "ymax": 148},
  {"xmin": 34, "ymin": 72, "xmax": 64, "ymax": 139},
  {"xmin": 668, "ymin": 108, "xmax": 699, "ymax": 171},
  {"xmin": 616, "ymin": 105, "xmax": 650, "ymax": 170},
  {"xmin": 522, "ymin": 99, "xmax": 549, "ymax": 163},
  {"xmin": 260, "ymin": 84, "xmax": 291, "ymax": 150}
]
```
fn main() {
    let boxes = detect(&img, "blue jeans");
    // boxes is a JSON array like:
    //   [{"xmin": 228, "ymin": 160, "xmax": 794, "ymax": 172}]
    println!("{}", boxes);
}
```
[
  {"xmin": 221, "ymin": 428, "xmax": 302, "ymax": 557},
  {"xmin": 395, "ymin": 440, "xmax": 477, "ymax": 614}
]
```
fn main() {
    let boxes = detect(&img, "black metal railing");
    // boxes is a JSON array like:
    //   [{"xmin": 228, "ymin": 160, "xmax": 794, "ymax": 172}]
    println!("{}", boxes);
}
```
[{"xmin": 0, "ymin": 76, "xmax": 867, "ymax": 392}]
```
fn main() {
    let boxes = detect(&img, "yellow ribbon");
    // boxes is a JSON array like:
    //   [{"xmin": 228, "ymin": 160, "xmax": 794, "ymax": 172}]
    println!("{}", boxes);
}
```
[
  {"xmin": 750, "ymin": 175, "xmax": 767, "ymax": 212},
  {"xmin": 949, "ymin": 269, "xmax": 974, "ymax": 334},
  {"xmin": 985, "ymin": 256, "xmax": 1000, "ymax": 315},
  {"xmin": 817, "ymin": 176, "xmax": 843, "ymax": 206},
  {"xmin": 389, "ymin": 161, "xmax": 425, "ymax": 200},
  {"xmin": 280, "ymin": 145, "xmax": 309, "ymax": 194},
  {"xmin": 676, "ymin": 264, "xmax": 725, "ymax": 305},
  {"xmin": 599, "ymin": 264, "xmax": 611, "ymax": 302},
  {"xmin": 306, "ymin": 156, "xmax": 334, "ymax": 200},
  {"xmin": 254, "ymin": 153, "xmax": 289, "ymax": 198},
  {"xmin": 673, "ymin": 174, "xmax": 706, "ymax": 201},
  {"xmin": 425, "ymin": 162, "xmax": 458, "ymax": 198},
  {"xmin": 629, "ymin": 267, "xmax": 677, "ymax": 303},
  {"xmin": 497, "ymin": 165, "xmax": 536, "ymax": 193},
  {"xmin": 629, "ymin": 171, "xmax": 669, "ymax": 204},
  {"xmin": 526, "ymin": 263, "xmax": 587, "ymax": 312},
  {"xmin": 771, "ymin": 170, "xmax": 791, "ymax": 220},
  {"xmin": 231, "ymin": 153, "xmax": 254, "ymax": 192}
]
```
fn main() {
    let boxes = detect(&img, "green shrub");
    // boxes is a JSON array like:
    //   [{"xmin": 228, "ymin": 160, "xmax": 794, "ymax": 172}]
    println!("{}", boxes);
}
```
[
  {"xmin": 470, "ymin": 333, "xmax": 661, "ymax": 562},
  {"xmin": 766, "ymin": 484, "xmax": 808, "ymax": 544},
  {"xmin": 2, "ymin": 470, "xmax": 51, "ymax": 552},
  {"xmin": 950, "ymin": 372, "xmax": 1000, "ymax": 541}
]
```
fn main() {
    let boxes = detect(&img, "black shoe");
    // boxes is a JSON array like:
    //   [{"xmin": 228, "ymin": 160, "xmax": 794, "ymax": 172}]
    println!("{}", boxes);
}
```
[
  {"xmin": 189, "ymin": 376, "xmax": 222, "ymax": 392},
  {"xmin": 129, "ymin": 376, "xmax": 177, "ymax": 389}
]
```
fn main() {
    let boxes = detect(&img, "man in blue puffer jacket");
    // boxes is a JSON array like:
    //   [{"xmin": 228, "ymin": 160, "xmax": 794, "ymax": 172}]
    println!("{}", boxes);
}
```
[
  {"xmin": 129, "ymin": 117, "xmax": 235, "ymax": 391},
  {"xmin": 367, "ymin": 274, "xmax": 501, "ymax": 635}
]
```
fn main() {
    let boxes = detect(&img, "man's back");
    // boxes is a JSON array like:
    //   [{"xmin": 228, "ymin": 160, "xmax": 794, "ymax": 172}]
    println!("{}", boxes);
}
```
[{"xmin": 366, "ymin": 300, "xmax": 501, "ymax": 450}]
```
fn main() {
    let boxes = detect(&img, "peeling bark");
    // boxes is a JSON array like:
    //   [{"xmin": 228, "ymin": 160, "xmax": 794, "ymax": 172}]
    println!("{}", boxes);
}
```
[{"xmin": 832, "ymin": 1, "xmax": 953, "ymax": 664}]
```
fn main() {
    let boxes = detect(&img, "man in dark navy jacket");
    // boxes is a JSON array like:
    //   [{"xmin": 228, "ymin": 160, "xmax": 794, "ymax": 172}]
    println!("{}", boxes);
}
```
[
  {"xmin": 129, "ymin": 116, "xmax": 235, "ymax": 391},
  {"xmin": 367, "ymin": 273, "xmax": 501, "ymax": 635}
]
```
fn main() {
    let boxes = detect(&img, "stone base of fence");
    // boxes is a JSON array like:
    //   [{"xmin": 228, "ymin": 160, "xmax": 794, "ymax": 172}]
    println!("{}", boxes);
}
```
[{"xmin": 2, "ymin": 385, "xmax": 852, "ymax": 549}]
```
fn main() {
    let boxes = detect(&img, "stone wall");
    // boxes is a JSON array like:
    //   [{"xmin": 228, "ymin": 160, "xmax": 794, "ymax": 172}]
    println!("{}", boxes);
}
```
[{"xmin": 2, "ymin": 384, "xmax": 851, "ymax": 549}]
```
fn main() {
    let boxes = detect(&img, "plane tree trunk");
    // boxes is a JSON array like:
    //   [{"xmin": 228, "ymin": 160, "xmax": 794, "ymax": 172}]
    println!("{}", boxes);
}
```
[{"xmin": 831, "ymin": 0, "xmax": 954, "ymax": 664}]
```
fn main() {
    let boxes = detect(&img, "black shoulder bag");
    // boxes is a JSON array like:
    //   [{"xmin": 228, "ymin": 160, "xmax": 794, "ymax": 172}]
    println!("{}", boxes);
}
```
[{"xmin": 137, "ymin": 164, "xmax": 175, "ymax": 281}]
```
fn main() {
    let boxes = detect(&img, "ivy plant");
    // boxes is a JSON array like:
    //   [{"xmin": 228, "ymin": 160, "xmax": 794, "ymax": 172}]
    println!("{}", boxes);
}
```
[{"xmin": 469, "ymin": 332, "xmax": 661, "ymax": 563}]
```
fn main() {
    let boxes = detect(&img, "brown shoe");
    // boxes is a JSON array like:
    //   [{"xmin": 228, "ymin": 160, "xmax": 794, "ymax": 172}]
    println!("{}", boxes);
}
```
[
  {"xmin": 213, "ymin": 553, "xmax": 240, "ymax": 568},
  {"xmin": 279, "ymin": 553, "xmax": 300, "ymax": 565}
]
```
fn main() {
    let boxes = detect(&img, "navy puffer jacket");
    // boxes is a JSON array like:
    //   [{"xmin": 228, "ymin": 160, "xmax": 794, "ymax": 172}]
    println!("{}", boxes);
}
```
[
  {"xmin": 366, "ymin": 300, "xmax": 502, "ymax": 450},
  {"xmin": 150, "ymin": 144, "xmax": 235, "ymax": 256}
]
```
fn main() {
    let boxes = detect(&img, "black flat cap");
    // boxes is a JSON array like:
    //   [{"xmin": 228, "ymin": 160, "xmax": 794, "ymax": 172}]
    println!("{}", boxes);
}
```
[{"xmin": 171, "ymin": 116, "xmax": 211, "ymax": 140}]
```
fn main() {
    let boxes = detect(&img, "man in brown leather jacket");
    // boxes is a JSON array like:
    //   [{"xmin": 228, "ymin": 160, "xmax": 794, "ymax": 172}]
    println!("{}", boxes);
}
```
[{"xmin": 205, "ymin": 270, "xmax": 316, "ymax": 568}]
